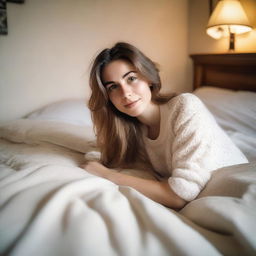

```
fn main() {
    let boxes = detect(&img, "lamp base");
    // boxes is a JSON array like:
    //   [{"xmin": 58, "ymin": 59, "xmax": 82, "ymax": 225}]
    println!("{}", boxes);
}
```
[{"xmin": 229, "ymin": 33, "xmax": 235, "ymax": 51}]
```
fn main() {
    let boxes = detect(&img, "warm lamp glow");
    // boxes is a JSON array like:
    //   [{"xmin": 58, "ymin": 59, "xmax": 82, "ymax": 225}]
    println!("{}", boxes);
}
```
[{"xmin": 206, "ymin": 0, "xmax": 252, "ymax": 50}]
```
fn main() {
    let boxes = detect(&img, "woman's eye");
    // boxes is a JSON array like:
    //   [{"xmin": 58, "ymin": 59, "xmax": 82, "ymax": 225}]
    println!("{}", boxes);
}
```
[
  {"xmin": 106, "ymin": 84, "xmax": 117, "ymax": 92},
  {"xmin": 128, "ymin": 76, "xmax": 137, "ymax": 82}
]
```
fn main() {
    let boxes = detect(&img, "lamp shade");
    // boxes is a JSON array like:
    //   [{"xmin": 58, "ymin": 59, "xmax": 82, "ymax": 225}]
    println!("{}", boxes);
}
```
[{"xmin": 207, "ymin": 0, "xmax": 252, "ymax": 39}]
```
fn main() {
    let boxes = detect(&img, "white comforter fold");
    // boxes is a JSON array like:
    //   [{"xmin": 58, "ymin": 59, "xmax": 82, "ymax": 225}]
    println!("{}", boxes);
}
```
[
  {"xmin": 0, "ymin": 119, "xmax": 256, "ymax": 256},
  {"xmin": 0, "ymin": 119, "xmax": 96, "ymax": 153}
]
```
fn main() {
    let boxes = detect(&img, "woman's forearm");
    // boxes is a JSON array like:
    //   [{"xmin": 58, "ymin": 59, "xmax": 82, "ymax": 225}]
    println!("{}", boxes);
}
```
[
  {"xmin": 106, "ymin": 170, "xmax": 187, "ymax": 209},
  {"xmin": 82, "ymin": 161, "xmax": 187, "ymax": 209}
]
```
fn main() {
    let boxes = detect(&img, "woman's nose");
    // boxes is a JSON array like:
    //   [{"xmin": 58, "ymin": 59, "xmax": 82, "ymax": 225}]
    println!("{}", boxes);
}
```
[{"xmin": 120, "ymin": 84, "xmax": 132, "ymax": 99}]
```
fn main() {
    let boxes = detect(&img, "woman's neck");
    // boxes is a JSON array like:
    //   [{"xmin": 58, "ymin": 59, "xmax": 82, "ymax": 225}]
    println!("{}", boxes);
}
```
[
  {"xmin": 137, "ymin": 103, "xmax": 161, "ymax": 140},
  {"xmin": 137, "ymin": 103, "xmax": 160, "ymax": 126}
]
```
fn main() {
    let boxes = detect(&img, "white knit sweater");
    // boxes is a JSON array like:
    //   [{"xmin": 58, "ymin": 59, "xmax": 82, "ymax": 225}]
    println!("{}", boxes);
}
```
[{"xmin": 142, "ymin": 93, "xmax": 248, "ymax": 201}]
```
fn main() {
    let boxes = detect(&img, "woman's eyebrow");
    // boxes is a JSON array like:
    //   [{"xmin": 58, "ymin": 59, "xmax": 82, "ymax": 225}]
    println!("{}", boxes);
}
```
[
  {"xmin": 122, "ymin": 70, "xmax": 137, "ymax": 78},
  {"xmin": 103, "ymin": 71, "xmax": 137, "ymax": 86}
]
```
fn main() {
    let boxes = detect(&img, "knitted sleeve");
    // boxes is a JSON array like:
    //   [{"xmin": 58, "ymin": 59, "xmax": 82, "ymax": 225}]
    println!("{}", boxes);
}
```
[{"xmin": 168, "ymin": 94, "xmax": 215, "ymax": 201}]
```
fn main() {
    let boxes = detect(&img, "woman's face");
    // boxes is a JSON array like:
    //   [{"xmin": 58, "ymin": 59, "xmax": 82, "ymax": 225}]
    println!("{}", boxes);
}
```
[{"xmin": 101, "ymin": 59, "xmax": 154, "ymax": 118}]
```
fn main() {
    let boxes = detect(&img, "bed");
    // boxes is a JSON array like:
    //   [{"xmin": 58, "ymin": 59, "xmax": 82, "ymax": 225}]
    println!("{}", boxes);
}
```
[{"xmin": 0, "ymin": 53, "xmax": 256, "ymax": 256}]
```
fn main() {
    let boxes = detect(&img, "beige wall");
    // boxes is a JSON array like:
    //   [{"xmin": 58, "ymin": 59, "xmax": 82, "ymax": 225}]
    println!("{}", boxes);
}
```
[
  {"xmin": 189, "ymin": 0, "xmax": 256, "ymax": 54},
  {"xmin": 0, "ymin": 0, "xmax": 188, "ymax": 122}
]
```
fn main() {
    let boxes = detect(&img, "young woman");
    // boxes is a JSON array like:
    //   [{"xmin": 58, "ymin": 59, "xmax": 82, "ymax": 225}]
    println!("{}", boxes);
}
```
[{"xmin": 81, "ymin": 42, "xmax": 248, "ymax": 209}]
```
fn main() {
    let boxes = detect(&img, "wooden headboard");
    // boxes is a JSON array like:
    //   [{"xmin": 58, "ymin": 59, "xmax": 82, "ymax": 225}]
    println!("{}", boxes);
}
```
[{"xmin": 190, "ymin": 53, "xmax": 256, "ymax": 92}]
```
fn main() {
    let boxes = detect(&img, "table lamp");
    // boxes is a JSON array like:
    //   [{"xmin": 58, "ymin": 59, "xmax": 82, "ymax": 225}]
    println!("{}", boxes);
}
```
[{"xmin": 206, "ymin": 0, "xmax": 252, "ymax": 51}]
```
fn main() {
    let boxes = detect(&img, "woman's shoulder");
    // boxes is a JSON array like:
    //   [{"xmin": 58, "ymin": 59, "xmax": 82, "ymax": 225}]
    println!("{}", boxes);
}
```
[
  {"xmin": 164, "ymin": 93, "xmax": 217, "ymax": 130},
  {"xmin": 166, "ymin": 93, "xmax": 204, "ymax": 112}
]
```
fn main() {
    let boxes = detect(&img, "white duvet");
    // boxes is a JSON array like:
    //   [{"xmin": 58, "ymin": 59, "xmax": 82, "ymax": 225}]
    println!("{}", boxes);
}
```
[{"xmin": 0, "ymin": 119, "xmax": 256, "ymax": 256}]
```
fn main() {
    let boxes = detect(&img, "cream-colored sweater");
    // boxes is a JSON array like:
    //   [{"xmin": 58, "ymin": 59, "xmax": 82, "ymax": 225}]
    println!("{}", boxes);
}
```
[{"xmin": 142, "ymin": 93, "xmax": 248, "ymax": 201}]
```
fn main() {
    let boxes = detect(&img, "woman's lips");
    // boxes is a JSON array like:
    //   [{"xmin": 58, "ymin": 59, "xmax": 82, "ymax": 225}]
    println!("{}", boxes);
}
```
[{"xmin": 124, "ymin": 99, "xmax": 140, "ymax": 108}]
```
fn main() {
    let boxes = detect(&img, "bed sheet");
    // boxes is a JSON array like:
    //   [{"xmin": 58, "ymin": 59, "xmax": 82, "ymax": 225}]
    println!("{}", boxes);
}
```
[
  {"xmin": 194, "ymin": 87, "xmax": 256, "ymax": 162},
  {"xmin": 0, "ymin": 119, "xmax": 256, "ymax": 256}
]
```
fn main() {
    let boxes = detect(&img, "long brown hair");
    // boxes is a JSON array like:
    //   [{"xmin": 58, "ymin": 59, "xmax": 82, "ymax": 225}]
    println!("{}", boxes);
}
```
[{"xmin": 88, "ymin": 42, "xmax": 175, "ymax": 167}]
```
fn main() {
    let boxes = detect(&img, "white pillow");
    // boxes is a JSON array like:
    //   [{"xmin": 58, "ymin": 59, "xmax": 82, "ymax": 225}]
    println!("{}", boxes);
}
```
[
  {"xmin": 194, "ymin": 86, "xmax": 256, "ymax": 137},
  {"xmin": 25, "ymin": 99, "xmax": 93, "ymax": 126},
  {"xmin": 194, "ymin": 87, "xmax": 256, "ymax": 162}
]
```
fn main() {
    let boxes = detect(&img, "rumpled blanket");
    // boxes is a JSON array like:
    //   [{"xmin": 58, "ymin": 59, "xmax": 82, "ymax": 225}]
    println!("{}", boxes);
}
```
[{"xmin": 0, "ymin": 119, "xmax": 255, "ymax": 256}]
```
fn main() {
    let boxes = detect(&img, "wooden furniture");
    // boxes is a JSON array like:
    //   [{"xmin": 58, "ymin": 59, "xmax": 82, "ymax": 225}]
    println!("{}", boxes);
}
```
[{"xmin": 190, "ymin": 53, "xmax": 256, "ymax": 92}]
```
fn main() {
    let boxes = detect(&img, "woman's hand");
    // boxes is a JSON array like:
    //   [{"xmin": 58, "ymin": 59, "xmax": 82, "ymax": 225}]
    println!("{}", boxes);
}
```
[
  {"xmin": 80, "ymin": 161, "xmax": 113, "ymax": 179},
  {"xmin": 80, "ymin": 162, "xmax": 186, "ymax": 209}
]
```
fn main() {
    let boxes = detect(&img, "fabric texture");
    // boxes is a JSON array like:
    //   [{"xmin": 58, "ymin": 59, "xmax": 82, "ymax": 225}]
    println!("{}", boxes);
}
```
[
  {"xmin": 194, "ymin": 86, "xmax": 256, "ymax": 137},
  {"xmin": 0, "ymin": 119, "xmax": 96, "ymax": 154},
  {"xmin": 0, "ymin": 119, "xmax": 256, "ymax": 256},
  {"xmin": 143, "ymin": 93, "xmax": 248, "ymax": 201},
  {"xmin": 25, "ymin": 99, "xmax": 93, "ymax": 126},
  {"xmin": 194, "ymin": 87, "xmax": 256, "ymax": 162}
]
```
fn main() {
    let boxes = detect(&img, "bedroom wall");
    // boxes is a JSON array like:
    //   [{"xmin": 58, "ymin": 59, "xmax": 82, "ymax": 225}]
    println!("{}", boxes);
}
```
[
  {"xmin": 0, "ymin": 0, "xmax": 189, "ymax": 123},
  {"xmin": 188, "ymin": 0, "xmax": 256, "ymax": 54}
]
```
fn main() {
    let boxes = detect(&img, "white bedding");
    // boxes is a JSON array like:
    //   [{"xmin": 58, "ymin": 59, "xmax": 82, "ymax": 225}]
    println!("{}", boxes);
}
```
[
  {"xmin": 0, "ymin": 88, "xmax": 256, "ymax": 256},
  {"xmin": 194, "ymin": 87, "xmax": 256, "ymax": 162}
]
